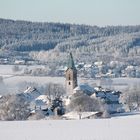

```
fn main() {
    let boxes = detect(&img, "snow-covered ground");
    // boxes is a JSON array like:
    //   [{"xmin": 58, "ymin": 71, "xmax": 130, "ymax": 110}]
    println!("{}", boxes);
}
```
[
  {"xmin": 2, "ymin": 75, "xmax": 139, "ymax": 94},
  {"xmin": 0, "ymin": 113, "xmax": 140, "ymax": 140},
  {"xmin": 4, "ymin": 75, "xmax": 65, "ymax": 86},
  {"xmin": 0, "ymin": 65, "xmax": 46, "ymax": 75},
  {"xmin": 0, "ymin": 64, "xmax": 140, "ymax": 95}
]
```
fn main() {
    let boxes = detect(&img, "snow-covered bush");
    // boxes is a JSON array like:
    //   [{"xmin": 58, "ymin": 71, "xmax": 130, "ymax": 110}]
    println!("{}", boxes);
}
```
[
  {"xmin": 0, "ymin": 94, "xmax": 30, "ymax": 120},
  {"xmin": 12, "ymin": 65, "xmax": 21, "ymax": 72},
  {"xmin": 120, "ymin": 86, "xmax": 140, "ymax": 111},
  {"xmin": 28, "ymin": 110, "xmax": 46, "ymax": 120},
  {"xmin": 101, "ymin": 110, "xmax": 110, "ymax": 118},
  {"xmin": 67, "ymin": 93, "xmax": 104, "ymax": 112}
]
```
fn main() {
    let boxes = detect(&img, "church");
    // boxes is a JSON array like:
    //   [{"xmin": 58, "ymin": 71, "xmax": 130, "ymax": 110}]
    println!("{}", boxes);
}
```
[
  {"xmin": 65, "ymin": 52, "xmax": 96, "ymax": 95},
  {"xmin": 65, "ymin": 52, "xmax": 101, "ymax": 95},
  {"xmin": 65, "ymin": 53, "xmax": 123, "ymax": 115},
  {"xmin": 65, "ymin": 52, "xmax": 78, "ymax": 95}
]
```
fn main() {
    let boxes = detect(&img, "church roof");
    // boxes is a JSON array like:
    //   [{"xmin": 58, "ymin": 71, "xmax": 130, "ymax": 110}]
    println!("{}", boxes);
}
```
[
  {"xmin": 67, "ymin": 52, "xmax": 76, "ymax": 69},
  {"xmin": 74, "ymin": 84, "xmax": 95, "ymax": 93}
]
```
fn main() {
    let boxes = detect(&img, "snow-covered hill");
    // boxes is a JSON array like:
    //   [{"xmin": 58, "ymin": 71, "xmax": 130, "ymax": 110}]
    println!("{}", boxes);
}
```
[{"xmin": 0, "ymin": 113, "xmax": 140, "ymax": 140}]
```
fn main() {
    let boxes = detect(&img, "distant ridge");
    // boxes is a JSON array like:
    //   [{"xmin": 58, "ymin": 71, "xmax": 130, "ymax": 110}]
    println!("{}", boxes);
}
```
[{"xmin": 0, "ymin": 18, "xmax": 140, "ymax": 63}]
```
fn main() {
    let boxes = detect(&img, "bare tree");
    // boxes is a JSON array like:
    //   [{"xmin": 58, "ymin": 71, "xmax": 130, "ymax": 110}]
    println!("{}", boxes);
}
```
[
  {"xmin": 12, "ymin": 65, "xmax": 21, "ymax": 72},
  {"xmin": 120, "ymin": 85, "xmax": 140, "ymax": 111},
  {"xmin": 0, "ymin": 94, "xmax": 30, "ymax": 120},
  {"xmin": 45, "ymin": 83, "xmax": 66, "ymax": 98},
  {"xmin": 67, "ymin": 93, "xmax": 103, "ymax": 112}
]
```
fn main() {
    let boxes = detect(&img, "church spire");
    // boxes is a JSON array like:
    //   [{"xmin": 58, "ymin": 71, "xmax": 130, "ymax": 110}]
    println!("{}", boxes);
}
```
[
  {"xmin": 67, "ymin": 52, "xmax": 76, "ymax": 69},
  {"xmin": 65, "ymin": 52, "xmax": 77, "ymax": 95}
]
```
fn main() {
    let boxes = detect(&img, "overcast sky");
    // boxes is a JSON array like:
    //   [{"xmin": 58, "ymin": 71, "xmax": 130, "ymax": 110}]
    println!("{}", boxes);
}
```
[{"xmin": 0, "ymin": 0, "xmax": 139, "ymax": 26}]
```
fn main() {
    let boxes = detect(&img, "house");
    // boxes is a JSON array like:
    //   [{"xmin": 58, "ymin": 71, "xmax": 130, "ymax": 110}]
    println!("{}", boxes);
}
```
[
  {"xmin": 63, "ymin": 111, "xmax": 103, "ymax": 120},
  {"xmin": 94, "ymin": 61, "xmax": 103, "ymax": 66},
  {"xmin": 0, "ymin": 58, "xmax": 9, "ymax": 64},
  {"xmin": 14, "ymin": 60, "xmax": 25, "ymax": 65}
]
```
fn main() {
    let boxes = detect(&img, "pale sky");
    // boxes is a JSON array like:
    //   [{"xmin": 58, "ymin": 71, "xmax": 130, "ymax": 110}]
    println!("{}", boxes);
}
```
[{"xmin": 0, "ymin": 0, "xmax": 140, "ymax": 26}]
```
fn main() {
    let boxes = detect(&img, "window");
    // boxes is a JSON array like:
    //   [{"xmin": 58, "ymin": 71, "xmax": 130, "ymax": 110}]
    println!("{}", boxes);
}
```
[
  {"xmin": 69, "ymin": 82, "xmax": 71, "ymax": 85},
  {"xmin": 69, "ymin": 74, "xmax": 71, "ymax": 80}
]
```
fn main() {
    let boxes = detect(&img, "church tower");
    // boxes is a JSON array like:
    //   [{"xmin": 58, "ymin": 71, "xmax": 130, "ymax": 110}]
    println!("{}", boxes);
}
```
[{"xmin": 65, "ymin": 52, "xmax": 78, "ymax": 95}]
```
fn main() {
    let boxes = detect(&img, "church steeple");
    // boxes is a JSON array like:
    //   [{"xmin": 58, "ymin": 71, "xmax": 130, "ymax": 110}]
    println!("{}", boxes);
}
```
[
  {"xmin": 65, "ymin": 52, "xmax": 77, "ymax": 95},
  {"xmin": 67, "ymin": 52, "xmax": 76, "ymax": 69}
]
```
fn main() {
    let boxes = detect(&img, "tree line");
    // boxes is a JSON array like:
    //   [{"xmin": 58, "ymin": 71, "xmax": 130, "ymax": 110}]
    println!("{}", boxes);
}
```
[{"xmin": 0, "ymin": 18, "xmax": 140, "ymax": 64}]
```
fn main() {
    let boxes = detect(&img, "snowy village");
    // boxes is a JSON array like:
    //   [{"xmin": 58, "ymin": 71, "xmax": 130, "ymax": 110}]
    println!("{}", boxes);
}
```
[
  {"xmin": 0, "ymin": 53, "xmax": 131, "ymax": 120},
  {"xmin": 1, "ymin": 0, "xmax": 140, "ymax": 140}
]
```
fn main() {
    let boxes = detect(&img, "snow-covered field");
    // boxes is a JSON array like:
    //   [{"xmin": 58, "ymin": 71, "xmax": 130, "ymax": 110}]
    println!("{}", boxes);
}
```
[
  {"xmin": 0, "ymin": 113, "xmax": 140, "ymax": 140},
  {"xmin": 0, "ymin": 64, "xmax": 140, "ymax": 94}
]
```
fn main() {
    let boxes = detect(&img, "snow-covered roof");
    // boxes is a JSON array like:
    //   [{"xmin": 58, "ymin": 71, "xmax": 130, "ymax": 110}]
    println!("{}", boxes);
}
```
[
  {"xmin": 63, "ymin": 111, "xmax": 99, "ymax": 120},
  {"xmin": 84, "ymin": 64, "xmax": 92, "ymax": 68},
  {"xmin": 34, "ymin": 95, "xmax": 51, "ymax": 107},
  {"xmin": 24, "ymin": 87, "xmax": 38, "ymax": 94},
  {"xmin": 125, "ymin": 65, "xmax": 135, "ymax": 71},
  {"xmin": 36, "ymin": 95, "xmax": 50, "ymax": 103},
  {"xmin": 94, "ymin": 86, "xmax": 102, "ymax": 91},
  {"xmin": 74, "ymin": 84, "xmax": 95, "ymax": 92},
  {"xmin": 94, "ymin": 61, "xmax": 103, "ymax": 66},
  {"xmin": 22, "ymin": 87, "xmax": 41, "ymax": 102},
  {"xmin": 63, "ymin": 98, "xmax": 71, "ymax": 106}
]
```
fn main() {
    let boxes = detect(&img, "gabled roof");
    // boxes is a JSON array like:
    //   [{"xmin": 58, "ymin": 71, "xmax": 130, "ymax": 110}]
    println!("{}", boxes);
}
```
[{"xmin": 73, "ymin": 84, "xmax": 96, "ymax": 95}]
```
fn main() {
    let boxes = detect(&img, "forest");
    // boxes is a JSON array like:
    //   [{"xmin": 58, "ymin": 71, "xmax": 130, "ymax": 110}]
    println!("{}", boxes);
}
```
[{"xmin": 0, "ymin": 18, "xmax": 140, "ymax": 65}]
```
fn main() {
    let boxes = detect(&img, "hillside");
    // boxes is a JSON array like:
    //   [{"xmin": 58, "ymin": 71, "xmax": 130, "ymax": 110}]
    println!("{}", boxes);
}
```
[{"xmin": 0, "ymin": 18, "xmax": 140, "ymax": 63}]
